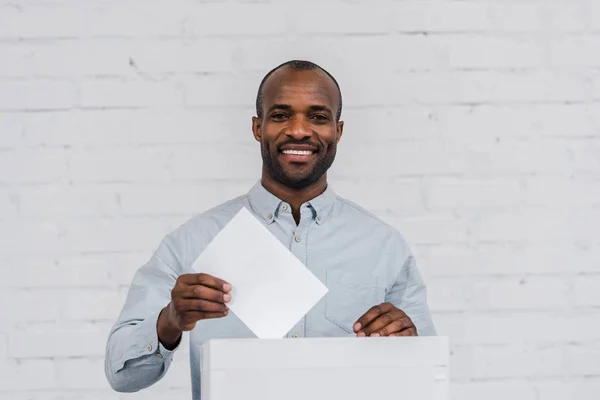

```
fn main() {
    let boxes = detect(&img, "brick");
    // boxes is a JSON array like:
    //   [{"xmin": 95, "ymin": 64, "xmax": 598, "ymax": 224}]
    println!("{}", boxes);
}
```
[
  {"xmin": 169, "ymin": 143, "xmax": 261, "ymax": 181},
  {"xmin": 468, "ymin": 141, "xmax": 572, "ymax": 175},
  {"xmin": 426, "ymin": 178, "xmax": 523, "ymax": 208},
  {"xmin": 0, "ymin": 190, "xmax": 18, "ymax": 218},
  {"xmin": 62, "ymin": 288, "xmax": 128, "ymax": 321},
  {"xmin": 129, "ymin": 39, "xmax": 234, "ymax": 73},
  {"xmin": 434, "ymin": 311, "xmax": 600, "ymax": 345},
  {"xmin": 0, "ymin": 360, "xmax": 57, "ymax": 390},
  {"xmin": 289, "ymin": 6, "xmax": 389, "ymax": 34},
  {"xmin": 25, "ymin": 108, "xmax": 251, "ymax": 147},
  {"xmin": 433, "ymin": 104, "xmax": 600, "ymax": 143},
  {"xmin": 421, "ymin": 244, "xmax": 526, "ymax": 277},
  {"xmin": 8, "ymin": 327, "xmax": 108, "ymax": 358},
  {"xmin": 426, "ymin": 278, "xmax": 471, "ymax": 312},
  {"xmin": 452, "ymin": 344, "xmax": 565, "ymax": 379},
  {"xmin": 451, "ymin": 381, "xmax": 537, "ymax": 400},
  {"xmin": 68, "ymin": 147, "xmax": 171, "ymax": 183},
  {"xmin": 0, "ymin": 113, "xmax": 24, "ymax": 149},
  {"xmin": 333, "ymin": 67, "xmax": 395, "ymax": 107},
  {"xmin": 17, "ymin": 186, "xmax": 120, "ymax": 217},
  {"xmin": 549, "ymin": 36, "xmax": 600, "ymax": 67},
  {"xmin": 393, "ymin": 2, "xmax": 494, "ymax": 32},
  {"xmin": 341, "ymin": 107, "xmax": 440, "ymax": 142},
  {"xmin": 0, "ymin": 149, "xmax": 67, "ymax": 184},
  {"xmin": 185, "ymin": 5, "xmax": 287, "ymax": 36},
  {"xmin": 535, "ymin": 381, "xmax": 600, "ymax": 400},
  {"xmin": 62, "ymin": 219, "xmax": 177, "ymax": 252},
  {"xmin": 385, "ymin": 214, "xmax": 469, "ymax": 245},
  {"xmin": 0, "ymin": 6, "xmax": 85, "ymax": 39},
  {"xmin": 0, "ymin": 113, "xmax": 25, "ymax": 149},
  {"xmin": 184, "ymin": 73, "xmax": 258, "ymax": 107},
  {"xmin": 238, "ymin": 36, "xmax": 398, "ymax": 73},
  {"xmin": 469, "ymin": 210, "xmax": 573, "ymax": 243},
  {"xmin": 394, "ymin": 3, "xmax": 589, "ymax": 33},
  {"xmin": 567, "ymin": 342, "xmax": 600, "ymax": 376},
  {"xmin": 571, "ymin": 139, "xmax": 600, "ymax": 173},
  {"xmin": 119, "ymin": 183, "xmax": 242, "ymax": 216},
  {"xmin": 331, "ymin": 178, "xmax": 423, "ymax": 214},
  {"xmin": 392, "ymin": 71, "xmax": 593, "ymax": 104},
  {"xmin": 0, "ymin": 42, "xmax": 132, "ymax": 77},
  {"xmin": 471, "ymin": 276, "xmax": 570, "ymax": 311},
  {"xmin": 444, "ymin": 35, "xmax": 544, "ymax": 69},
  {"xmin": 423, "ymin": 243, "xmax": 600, "ymax": 277},
  {"xmin": 0, "ymin": 81, "xmax": 76, "ymax": 110},
  {"xmin": 332, "ymin": 142, "xmax": 468, "ymax": 178},
  {"xmin": 87, "ymin": 3, "xmax": 183, "ymax": 37},
  {"xmin": 81, "ymin": 80, "xmax": 182, "ymax": 108},
  {"xmin": 573, "ymin": 276, "xmax": 600, "ymax": 307},
  {"xmin": 7, "ymin": 256, "xmax": 111, "ymax": 288},
  {"xmin": 0, "ymin": 221, "xmax": 64, "ymax": 255},
  {"xmin": 56, "ymin": 358, "xmax": 110, "ymax": 390},
  {"xmin": 1, "ymin": 289, "xmax": 61, "ymax": 323},
  {"xmin": 524, "ymin": 178, "xmax": 600, "ymax": 207},
  {"xmin": 520, "ymin": 245, "xmax": 600, "ymax": 275}
]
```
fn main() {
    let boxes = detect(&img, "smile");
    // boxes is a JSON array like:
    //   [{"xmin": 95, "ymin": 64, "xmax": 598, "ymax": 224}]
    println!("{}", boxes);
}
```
[{"xmin": 281, "ymin": 150, "xmax": 315, "ymax": 155}]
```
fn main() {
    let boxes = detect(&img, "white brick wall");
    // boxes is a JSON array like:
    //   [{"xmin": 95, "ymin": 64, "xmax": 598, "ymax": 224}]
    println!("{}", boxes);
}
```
[{"xmin": 1, "ymin": 1, "xmax": 598, "ymax": 399}]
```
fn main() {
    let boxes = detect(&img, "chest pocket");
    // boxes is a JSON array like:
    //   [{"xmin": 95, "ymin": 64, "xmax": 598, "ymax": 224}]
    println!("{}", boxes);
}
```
[{"xmin": 324, "ymin": 269, "xmax": 386, "ymax": 335}]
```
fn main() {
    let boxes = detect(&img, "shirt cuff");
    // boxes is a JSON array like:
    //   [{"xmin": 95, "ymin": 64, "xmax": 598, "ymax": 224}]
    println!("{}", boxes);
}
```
[
  {"xmin": 114, "ymin": 309, "xmax": 180, "ymax": 372},
  {"xmin": 144, "ymin": 309, "xmax": 181, "ymax": 358}
]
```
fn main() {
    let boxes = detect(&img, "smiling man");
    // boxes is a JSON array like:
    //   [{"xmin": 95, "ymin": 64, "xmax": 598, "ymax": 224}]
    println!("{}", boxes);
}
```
[{"xmin": 105, "ymin": 60, "xmax": 436, "ymax": 399}]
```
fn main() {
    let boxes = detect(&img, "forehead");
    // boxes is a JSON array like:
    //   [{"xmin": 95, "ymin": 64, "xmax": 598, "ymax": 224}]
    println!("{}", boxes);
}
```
[{"xmin": 261, "ymin": 67, "xmax": 338, "ymax": 110}]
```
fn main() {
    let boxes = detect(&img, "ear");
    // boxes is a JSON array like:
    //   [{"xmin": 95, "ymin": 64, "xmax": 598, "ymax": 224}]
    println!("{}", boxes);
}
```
[
  {"xmin": 252, "ymin": 116, "xmax": 261, "ymax": 142},
  {"xmin": 335, "ymin": 120, "xmax": 344, "ymax": 143}
]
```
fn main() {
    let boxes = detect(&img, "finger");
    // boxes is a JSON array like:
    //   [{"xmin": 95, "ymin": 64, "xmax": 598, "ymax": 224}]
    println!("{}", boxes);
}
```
[
  {"xmin": 353, "ymin": 303, "xmax": 395, "ymax": 333},
  {"xmin": 357, "ymin": 311, "xmax": 396, "ymax": 337},
  {"xmin": 371, "ymin": 315, "xmax": 414, "ymax": 337},
  {"xmin": 178, "ymin": 298, "xmax": 228, "ymax": 313},
  {"xmin": 398, "ymin": 326, "xmax": 418, "ymax": 336},
  {"xmin": 183, "ymin": 285, "xmax": 232, "ymax": 304},
  {"xmin": 180, "ymin": 273, "xmax": 232, "ymax": 293}
]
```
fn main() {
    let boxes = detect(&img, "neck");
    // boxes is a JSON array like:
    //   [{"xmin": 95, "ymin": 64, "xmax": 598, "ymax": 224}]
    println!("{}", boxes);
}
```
[{"xmin": 261, "ymin": 170, "xmax": 328, "ymax": 223}]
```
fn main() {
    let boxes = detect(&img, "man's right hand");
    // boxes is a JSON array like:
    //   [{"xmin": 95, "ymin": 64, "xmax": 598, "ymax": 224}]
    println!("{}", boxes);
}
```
[{"xmin": 157, "ymin": 273, "xmax": 232, "ymax": 349}]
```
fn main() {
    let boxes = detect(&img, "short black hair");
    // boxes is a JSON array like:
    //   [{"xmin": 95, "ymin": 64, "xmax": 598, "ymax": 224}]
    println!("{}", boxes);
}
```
[{"xmin": 255, "ymin": 60, "xmax": 342, "ymax": 122}]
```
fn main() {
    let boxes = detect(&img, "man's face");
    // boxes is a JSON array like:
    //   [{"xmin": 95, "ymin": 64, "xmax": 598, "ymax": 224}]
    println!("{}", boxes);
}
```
[{"xmin": 252, "ymin": 68, "xmax": 343, "ymax": 189}]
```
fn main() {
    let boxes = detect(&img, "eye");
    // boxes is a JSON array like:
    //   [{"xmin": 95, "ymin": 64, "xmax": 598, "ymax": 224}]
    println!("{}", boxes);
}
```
[
  {"xmin": 311, "ymin": 114, "xmax": 329, "ymax": 122},
  {"xmin": 270, "ymin": 113, "xmax": 288, "ymax": 121}
]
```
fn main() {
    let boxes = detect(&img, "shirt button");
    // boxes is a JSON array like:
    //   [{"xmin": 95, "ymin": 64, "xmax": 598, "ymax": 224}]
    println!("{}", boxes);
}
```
[
  {"xmin": 155, "ymin": 353, "xmax": 163, "ymax": 358},
  {"xmin": 281, "ymin": 204, "xmax": 288, "ymax": 211},
  {"xmin": 292, "ymin": 334, "xmax": 299, "ymax": 338},
  {"xmin": 317, "ymin": 216, "xmax": 322, "ymax": 222},
  {"xmin": 294, "ymin": 236, "xmax": 301, "ymax": 243},
  {"xmin": 268, "ymin": 213, "xmax": 273, "ymax": 220},
  {"xmin": 146, "ymin": 344, "xmax": 153, "ymax": 352}
]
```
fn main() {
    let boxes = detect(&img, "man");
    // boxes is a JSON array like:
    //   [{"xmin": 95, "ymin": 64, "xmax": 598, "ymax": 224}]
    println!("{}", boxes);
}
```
[{"xmin": 105, "ymin": 60, "xmax": 436, "ymax": 399}]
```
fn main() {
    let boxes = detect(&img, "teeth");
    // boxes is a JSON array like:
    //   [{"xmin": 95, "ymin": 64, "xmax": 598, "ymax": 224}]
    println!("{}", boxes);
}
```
[{"xmin": 282, "ymin": 150, "xmax": 313, "ymax": 155}]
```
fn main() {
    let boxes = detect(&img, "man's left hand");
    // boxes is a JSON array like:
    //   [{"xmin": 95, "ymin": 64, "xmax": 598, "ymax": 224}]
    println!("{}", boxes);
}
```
[{"xmin": 353, "ymin": 302, "xmax": 418, "ymax": 337}]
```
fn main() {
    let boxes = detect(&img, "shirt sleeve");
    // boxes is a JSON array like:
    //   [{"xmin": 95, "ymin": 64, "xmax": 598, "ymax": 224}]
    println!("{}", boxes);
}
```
[
  {"xmin": 385, "ymin": 236, "xmax": 437, "ymax": 337},
  {"xmin": 104, "ymin": 232, "xmax": 183, "ymax": 393}
]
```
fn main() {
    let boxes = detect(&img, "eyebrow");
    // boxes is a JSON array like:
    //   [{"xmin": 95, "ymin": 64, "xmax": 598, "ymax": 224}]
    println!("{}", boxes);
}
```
[{"xmin": 267, "ymin": 104, "xmax": 333, "ymax": 116}]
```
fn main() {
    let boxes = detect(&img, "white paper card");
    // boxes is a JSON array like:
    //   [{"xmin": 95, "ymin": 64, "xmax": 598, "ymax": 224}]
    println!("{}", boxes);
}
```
[{"xmin": 191, "ymin": 206, "xmax": 329, "ymax": 339}]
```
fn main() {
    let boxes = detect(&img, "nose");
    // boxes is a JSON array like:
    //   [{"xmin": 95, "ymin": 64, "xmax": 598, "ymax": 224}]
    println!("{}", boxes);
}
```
[{"xmin": 286, "ymin": 116, "xmax": 312, "ymax": 140}]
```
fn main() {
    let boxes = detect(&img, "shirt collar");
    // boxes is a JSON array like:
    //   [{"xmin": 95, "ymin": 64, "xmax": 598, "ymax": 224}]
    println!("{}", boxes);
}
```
[{"xmin": 247, "ymin": 180, "xmax": 337, "ymax": 225}]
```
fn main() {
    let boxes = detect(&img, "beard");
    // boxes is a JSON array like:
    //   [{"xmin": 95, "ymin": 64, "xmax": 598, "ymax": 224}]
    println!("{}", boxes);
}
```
[{"xmin": 261, "ymin": 140, "xmax": 337, "ymax": 189}]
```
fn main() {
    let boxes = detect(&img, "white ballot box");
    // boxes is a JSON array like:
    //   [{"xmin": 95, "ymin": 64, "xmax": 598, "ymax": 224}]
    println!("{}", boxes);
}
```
[{"xmin": 200, "ymin": 336, "xmax": 449, "ymax": 400}]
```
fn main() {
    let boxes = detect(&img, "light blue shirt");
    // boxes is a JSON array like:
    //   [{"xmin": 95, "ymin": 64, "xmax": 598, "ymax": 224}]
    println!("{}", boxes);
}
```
[{"xmin": 105, "ymin": 181, "xmax": 436, "ymax": 399}]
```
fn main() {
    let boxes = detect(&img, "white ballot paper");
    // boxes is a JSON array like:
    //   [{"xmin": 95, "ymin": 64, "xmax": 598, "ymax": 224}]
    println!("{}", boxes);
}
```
[{"xmin": 191, "ymin": 206, "xmax": 329, "ymax": 339}]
